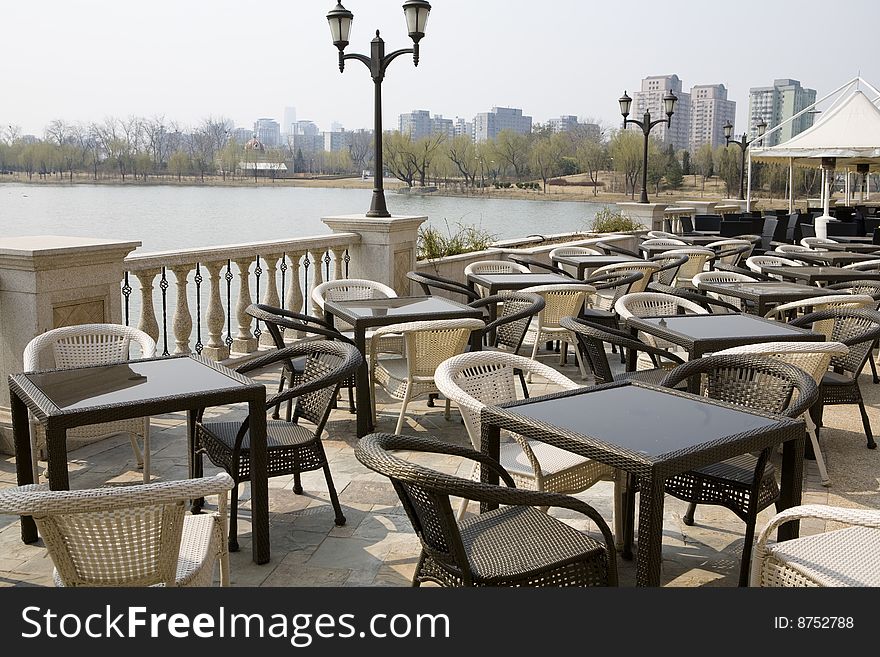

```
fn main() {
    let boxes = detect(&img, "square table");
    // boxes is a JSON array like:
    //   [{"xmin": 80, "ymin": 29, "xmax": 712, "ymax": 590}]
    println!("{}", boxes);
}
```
[
  {"xmin": 9, "ymin": 355, "xmax": 270, "ymax": 564},
  {"xmin": 790, "ymin": 251, "xmax": 879, "ymax": 266},
  {"xmin": 465, "ymin": 272, "xmax": 584, "ymax": 295},
  {"xmin": 323, "ymin": 296, "xmax": 484, "ymax": 437},
  {"xmin": 695, "ymin": 280, "xmax": 847, "ymax": 316},
  {"xmin": 678, "ymin": 234, "xmax": 726, "ymax": 246},
  {"xmin": 760, "ymin": 265, "xmax": 880, "ymax": 286},
  {"xmin": 822, "ymin": 242, "xmax": 880, "ymax": 254},
  {"xmin": 625, "ymin": 313, "xmax": 823, "ymax": 362},
  {"xmin": 828, "ymin": 235, "xmax": 876, "ymax": 245},
  {"xmin": 479, "ymin": 381, "xmax": 805, "ymax": 586},
  {"xmin": 550, "ymin": 254, "xmax": 642, "ymax": 279}
]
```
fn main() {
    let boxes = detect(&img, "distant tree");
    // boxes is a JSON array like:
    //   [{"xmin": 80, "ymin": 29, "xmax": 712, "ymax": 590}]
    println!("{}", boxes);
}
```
[
  {"xmin": 575, "ymin": 136, "xmax": 609, "ymax": 196},
  {"xmin": 609, "ymin": 130, "xmax": 647, "ymax": 199},
  {"xmin": 346, "ymin": 131, "xmax": 372, "ymax": 173},
  {"xmin": 492, "ymin": 129, "xmax": 530, "ymax": 180},
  {"xmin": 219, "ymin": 141, "xmax": 241, "ymax": 181},
  {"xmin": 531, "ymin": 133, "xmax": 567, "ymax": 193},
  {"xmin": 446, "ymin": 134, "xmax": 479, "ymax": 188},
  {"xmin": 664, "ymin": 145, "xmax": 683, "ymax": 189},
  {"xmin": 680, "ymin": 149, "xmax": 691, "ymax": 176},
  {"xmin": 168, "ymin": 150, "xmax": 191, "ymax": 182},
  {"xmin": 384, "ymin": 131, "xmax": 418, "ymax": 187},
  {"xmin": 694, "ymin": 143, "xmax": 714, "ymax": 196},
  {"xmin": 294, "ymin": 148, "xmax": 306, "ymax": 174},
  {"xmin": 411, "ymin": 134, "xmax": 446, "ymax": 186},
  {"xmin": 714, "ymin": 144, "xmax": 741, "ymax": 197}
]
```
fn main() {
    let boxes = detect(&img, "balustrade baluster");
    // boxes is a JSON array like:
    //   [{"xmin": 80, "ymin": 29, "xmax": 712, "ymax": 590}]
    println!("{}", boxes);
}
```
[
  {"xmin": 133, "ymin": 269, "xmax": 161, "ymax": 345},
  {"xmin": 231, "ymin": 257, "xmax": 257, "ymax": 354},
  {"xmin": 285, "ymin": 252, "xmax": 305, "ymax": 338},
  {"xmin": 309, "ymin": 249, "xmax": 324, "ymax": 316},
  {"xmin": 202, "ymin": 261, "xmax": 229, "ymax": 360},
  {"xmin": 259, "ymin": 253, "xmax": 282, "ymax": 347},
  {"xmin": 170, "ymin": 265, "xmax": 193, "ymax": 355}
]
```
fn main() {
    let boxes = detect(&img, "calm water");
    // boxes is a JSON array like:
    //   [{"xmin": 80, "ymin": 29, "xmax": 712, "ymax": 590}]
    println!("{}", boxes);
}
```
[{"xmin": 0, "ymin": 183, "xmax": 605, "ymax": 253}]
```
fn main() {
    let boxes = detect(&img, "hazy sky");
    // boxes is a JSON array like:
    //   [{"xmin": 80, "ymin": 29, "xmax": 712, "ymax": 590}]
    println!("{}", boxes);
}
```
[{"xmin": 2, "ymin": 0, "xmax": 878, "ymax": 137}]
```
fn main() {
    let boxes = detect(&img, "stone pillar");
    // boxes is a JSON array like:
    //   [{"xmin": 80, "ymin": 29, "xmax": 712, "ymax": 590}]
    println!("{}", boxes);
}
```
[
  {"xmin": 322, "ymin": 214, "xmax": 427, "ymax": 296},
  {"xmin": 0, "ymin": 236, "xmax": 141, "ymax": 454},
  {"xmin": 617, "ymin": 203, "xmax": 669, "ymax": 232}
]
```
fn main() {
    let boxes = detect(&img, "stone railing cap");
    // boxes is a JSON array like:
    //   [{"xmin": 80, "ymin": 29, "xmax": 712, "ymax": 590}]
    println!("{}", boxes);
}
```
[{"xmin": 0, "ymin": 235, "xmax": 142, "ymax": 257}]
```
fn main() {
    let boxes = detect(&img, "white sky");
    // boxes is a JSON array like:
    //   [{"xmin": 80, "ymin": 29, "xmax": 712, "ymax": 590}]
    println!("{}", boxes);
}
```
[{"xmin": 2, "ymin": 0, "xmax": 878, "ymax": 137}]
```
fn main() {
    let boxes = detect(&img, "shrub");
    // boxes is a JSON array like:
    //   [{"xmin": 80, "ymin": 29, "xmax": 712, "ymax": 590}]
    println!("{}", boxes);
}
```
[
  {"xmin": 589, "ymin": 206, "xmax": 646, "ymax": 233},
  {"xmin": 417, "ymin": 220, "xmax": 498, "ymax": 260}
]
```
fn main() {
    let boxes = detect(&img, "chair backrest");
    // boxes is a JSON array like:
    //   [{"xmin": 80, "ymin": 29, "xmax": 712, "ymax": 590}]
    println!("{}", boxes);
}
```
[
  {"xmin": 774, "ymin": 244, "xmax": 812, "ymax": 254},
  {"xmin": 745, "ymin": 255, "xmax": 802, "ymax": 274},
  {"xmin": 23, "ymin": 324, "xmax": 157, "ymax": 372},
  {"xmin": 405, "ymin": 271, "xmax": 480, "ymax": 302},
  {"xmin": 245, "ymin": 303, "xmax": 353, "ymax": 349},
  {"xmin": 521, "ymin": 284, "xmax": 596, "ymax": 328},
  {"xmin": 760, "ymin": 217, "xmax": 779, "ymax": 251},
  {"xmin": 591, "ymin": 261, "xmax": 659, "ymax": 292},
  {"xmin": 825, "ymin": 279, "xmax": 880, "ymax": 300},
  {"xmin": 800, "ymin": 237, "xmax": 836, "ymax": 249},
  {"xmin": 506, "ymin": 254, "xmax": 573, "ymax": 278},
  {"xmin": 584, "ymin": 270, "xmax": 645, "ymax": 310},
  {"xmin": 435, "ymin": 351, "xmax": 578, "ymax": 450},
  {"xmin": 648, "ymin": 254, "xmax": 689, "ymax": 287},
  {"xmin": 842, "ymin": 258, "xmax": 880, "ymax": 272},
  {"xmin": 660, "ymin": 248, "xmax": 715, "ymax": 283},
  {"xmin": 789, "ymin": 308, "xmax": 880, "ymax": 377},
  {"xmin": 641, "ymin": 238, "xmax": 687, "ymax": 248},
  {"xmin": 311, "ymin": 278, "xmax": 397, "ymax": 312},
  {"xmin": 763, "ymin": 295, "xmax": 876, "ymax": 327},
  {"xmin": 614, "ymin": 291, "xmax": 708, "ymax": 320},
  {"xmin": 785, "ymin": 213, "xmax": 800, "ymax": 242},
  {"xmin": 715, "ymin": 341, "xmax": 849, "ymax": 385},
  {"xmin": 659, "ymin": 354, "xmax": 819, "ymax": 419},
  {"xmin": 799, "ymin": 223, "xmax": 816, "ymax": 239},
  {"xmin": 709, "ymin": 242, "xmax": 753, "ymax": 266},
  {"xmin": 548, "ymin": 246, "xmax": 603, "ymax": 260},
  {"xmin": 647, "ymin": 231, "xmax": 680, "ymax": 240},
  {"xmin": 463, "ymin": 260, "xmax": 530, "ymax": 277},
  {"xmin": 471, "ymin": 291, "xmax": 545, "ymax": 354},
  {"xmin": 693, "ymin": 214, "xmax": 721, "ymax": 232},
  {"xmin": 679, "ymin": 215, "xmax": 695, "ymax": 233},
  {"xmin": 376, "ymin": 318, "xmax": 485, "ymax": 379},
  {"xmin": 692, "ymin": 270, "xmax": 757, "ymax": 286},
  {"xmin": 0, "ymin": 473, "xmax": 234, "ymax": 586}
]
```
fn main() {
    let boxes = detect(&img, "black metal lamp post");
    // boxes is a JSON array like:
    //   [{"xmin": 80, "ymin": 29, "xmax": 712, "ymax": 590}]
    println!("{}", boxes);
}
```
[
  {"xmin": 619, "ymin": 89, "xmax": 677, "ymax": 203},
  {"xmin": 327, "ymin": 1, "xmax": 431, "ymax": 218},
  {"xmin": 723, "ymin": 119, "xmax": 767, "ymax": 200}
]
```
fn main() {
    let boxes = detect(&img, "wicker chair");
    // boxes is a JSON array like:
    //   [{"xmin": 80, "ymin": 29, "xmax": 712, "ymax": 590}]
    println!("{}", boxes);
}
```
[
  {"xmin": 656, "ymin": 355, "xmax": 819, "ymax": 586},
  {"xmin": 614, "ymin": 291, "xmax": 708, "ymax": 358},
  {"xmin": 435, "ymin": 351, "xmax": 620, "ymax": 535},
  {"xmin": 520, "ymin": 283, "xmax": 596, "ymax": 379},
  {"xmin": 547, "ymin": 245, "xmax": 604, "ymax": 276},
  {"xmin": 692, "ymin": 270, "xmax": 758, "ymax": 312},
  {"xmin": 312, "ymin": 278, "xmax": 404, "ymax": 355},
  {"xmin": 354, "ymin": 432, "xmax": 618, "ymax": 587},
  {"xmin": 406, "ymin": 270, "xmax": 481, "ymax": 303},
  {"xmin": 800, "ymin": 237, "xmax": 837, "ymax": 249},
  {"xmin": 196, "ymin": 341, "xmax": 363, "ymax": 549},
  {"xmin": 751, "ymin": 504, "xmax": 880, "ymax": 587},
  {"xmin": 639, "ymin": 238, "xmax": 687, "ymax": 255},
  {"xmin": 763, "ymin": 294, "xmax": 876, "ymax": 325},
  {"xmin": 774, "ymin": 244, "xmax": 813, "ymax": 255},
  {"xmin": 0, "ymin": 473, "xmax": 234, "ymax": 586},
  {"xmin": 788, "ymin": 308, "xmax": 880, "ymax": 450},
  {"xmin": 507, "ymin": 253, "xmax": 574, "ymax": 277},
  {"xmin": 745, "ymin": 254, "xmax": 802, "ymax": 280},
  {"xmin": 824, "ymin": 280, "xmax": 880, "ymax": 384},
  {"xmin": 463, "ymin": 260, "xmax": 530, "ymax": 297},
  {"xmin": 715, "ymin": 341, "xmax": 850, "ymax": 487},
  {"xmin": 842, "ymin": 258, "xmax": 880, "ymax": 272},
  {"xmin": 23, "ymin": 324, "xmax": 156, "ymax": 483},
  {"xmin": 661, "ymin": 247, "xmax": 716, "ymax": 287},
  {"xmin": 591, "ymin": 261, "xmax": 659, "ymax": 293},
  {"xmin": 649, "ymin": 254, "xmax": 689, "ymax": 287},
  {"xmin": 370, "ymin": 318, "xmax": 484, "ymax": 434},
  {"xmin": 469, "ymin": 290, "xmax": 545, "ymax": 355},
  {"xmin": 646, "ymin": 230, "xmax": 681, "ymax": 240},
  {"xmin": 245, "ymin": 303, "xmax": 357, "ymax": 417},
  {"xmin": 594, "ymin": 239, "xmax": 642, "ymax": 258},
  {"xmin": 707, "ymin": 240, "xmax": 754, "ymax": 266}
]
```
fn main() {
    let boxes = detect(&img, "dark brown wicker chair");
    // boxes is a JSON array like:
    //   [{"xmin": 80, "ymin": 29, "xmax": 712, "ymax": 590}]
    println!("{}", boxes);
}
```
[
  {"xmin": 469, "ymin": 290, "xmax": 545, "ymax": 354},
  {"xmin": 594, "ymin": 240, "xmax": 642, "ymax": 258},
  {"xmin": 406, "ymin": 270, "xmax": 481, "ymax": 303},
  {"xmin": 560, "ymin": 316, "xmax": 685, "ymax": 386},
  {"xmin": 655, "ymin": 355, "xmax": 819, "ymax": 586},
  {"xmin": 354, "ymin": 432, "xmax": 618, "ymax": 587},
  {"xmin": 649, "ymin": 254, "xmax": 689, "ymax": 286},
  {"xmin": 195, "ymin": 340, "xmax": 363, "ymax": 550},
  {"xmin": 788, "ymin": 308, "xmax": 880, "ymax": 449}
]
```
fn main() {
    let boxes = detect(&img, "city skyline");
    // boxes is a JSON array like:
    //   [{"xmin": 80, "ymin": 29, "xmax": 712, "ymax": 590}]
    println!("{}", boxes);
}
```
[{"xmin": 1, "ymin": 1, "xmax": 877, "ymax": 137}]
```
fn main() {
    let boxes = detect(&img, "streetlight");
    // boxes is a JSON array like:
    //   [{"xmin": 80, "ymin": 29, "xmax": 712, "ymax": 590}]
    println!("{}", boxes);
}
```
[
  {"xmin": 327, "ymin": 1, "xmax": 431, "ymax": 218},
  {"xmin": 723, "ymin": 119, "xmax": 767, "ymax": 200},
  {"xmin": 619, "ymin": 89, "xmax": 677, "ymax": 203}
]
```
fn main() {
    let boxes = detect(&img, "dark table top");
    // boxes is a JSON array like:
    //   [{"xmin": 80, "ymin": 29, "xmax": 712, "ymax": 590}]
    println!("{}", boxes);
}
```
[
  {"xmin": 626, "ymin": 313, "xmax": 822, "ymax": 355},
  {"xmin": 828, "ymin": 235, "xmax": 876, "ymax": 244},
  {"xmin": 552, "ymin": 255, "xmax": 642, "ymax": 268},
  {"xmin": 761, "ymin": 266, "xmax": 880, "ymax": 284},
  {"xmin": 679, "ymin": 234, "xmax": 727, "ymax": 246},
  {"xmin": 793, "ymin": 251, "xmax": 879, "ymax": 265},
  {"xmin": 466, "ymin": 272, "xmax": 583, "ymax": 293},
  {"xmin": 822, "ymin": 242, "xmax": 880, "ymax": 253},
  {"xmin": 323, "ymin": 295, "xmax": 482, "ymax": 329},
  {"xmin": 696, "ymin": 280, "xmax": 847, "ymax": 302}
]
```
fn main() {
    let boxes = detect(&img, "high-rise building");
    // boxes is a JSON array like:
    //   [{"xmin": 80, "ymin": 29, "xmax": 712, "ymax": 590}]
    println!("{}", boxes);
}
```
[
  {"xmin": 473, "ymin": 107, "xmax": 532, "ymax": 142},
  {"xmin": 282, "ymin": 107, "xmax": 297, "ymax": 136},
  {"xmin": 253, "ymin": 118, "xmax": 281, "ymax": 147},
  {"xmin": 748, "ymin": 79, "xmax": 817, "ymax": 146},
  {"xmin": 548, "ymin": 115, "xmax": 579, "ymax": 133},
  {"xmin": 294, "ymin": 120, "xmax": 319, "ymax": 136},
  {"xmin": 453, "ymin": 117, "xmax": 474, "ymax": 141},
  {"xmin": 398, "ymin": 110, "xmax": 432, "ymax": 140},
  {"xmin": 229, "ymin": 127, "xmax": 255, "ymax": 145},
  {"xmin": 323, "ymin": 130, "xmax": 347, "ymax": 152},
  {"xmin": 630, "ymin": 75, "xmax": 691, "ymax": 151},
  {"xmin": 689, "ymin": 84, "xmax": 736, "ymax": 151}
]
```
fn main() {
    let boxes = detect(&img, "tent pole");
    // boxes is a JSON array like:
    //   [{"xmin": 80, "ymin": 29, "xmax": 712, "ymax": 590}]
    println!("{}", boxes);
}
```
[
  {"xmin": 844, "ymin": 168, "xmax": 851, "ymax": 205},
  {"xmin": 746, "ymin": 150, "xmax": 752, "ymax": 212},
  {"xmin": 789, "ymin": 158, "xmax": 794, "ymax": 214}
]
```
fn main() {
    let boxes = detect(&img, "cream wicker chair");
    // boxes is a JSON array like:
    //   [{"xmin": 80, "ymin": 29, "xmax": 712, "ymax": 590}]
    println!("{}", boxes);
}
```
[
  {"xmin": 646, "ymin": 230, "xmax": 681, "ymax": 240},
  {"xmin": 661, "ymin": 247, "xmax": 716, "ymax": 287},
  {"xmin": 590, "ymin": 261, "xmax": 659, "ymax": 294},
  {"xmin": 751, "ymin": 504, "xmax": 880, "ymax": 587},
  {"xmin": 370, "ymin": 318, "xmax": 485, "ymax": 434},
  {"xmin": 800, "ymin": 237, "xmax": 837, "ymax": 249},
  {"xmin": 774, "ymin": 244, "xmax": 813, "ymax": 255},
  {"xmin": 23, "ymin": 324, "xmax": 156, "ymax": 483},
  {"xmin": 463, "ymin": 259, "xmax": 530, "ymax": 297},
  {"xmin": 614, "ymin": 292, "xmax": 708, "ymax": 366},
  {"xmin": 0, "ymin": 472, "xmax": 234, "ymax": 587},
  {"xmin": 692, "ymin": 270, "xmax": 757, "ymax": 311},
  {"xmin": 842, "ymin": 258, "xmax": 880, "ymax": 272},
  {"xmin": 745, "ymin": 254, "xmax": 802, "ymax": 280},
  {"xmin": 706, "ymin": 239, "xmax": 755, "ymax": 265},
  {"xmin": 548, "ymin": 246, "xmax": 603, "ymax": 277},
  {"xmin": 640, "ymin": 237, "xmax": 687, "ymax": 249},
  {"xmin": 520, "ymin": 283, "xmax": 596, "ymax": 379},
  {"xmin": 312, "ymin": 278, "xmax": 403, "ymax": 355},
  {"xmin": 715, "ymin": 341, "xmax": 849, "ymax": 487},
  {"xmin": 435, "ymin": 351, "xmax": 623, "ymax": 544}
]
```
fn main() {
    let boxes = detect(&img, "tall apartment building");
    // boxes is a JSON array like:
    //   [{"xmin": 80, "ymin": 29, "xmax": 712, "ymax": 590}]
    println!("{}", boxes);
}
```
[
  {"xmin": 689, "ymin": 84, "xmax": 736, "ymax": 151},
  {"xmin": 474, "ymin": 107, "xmax": 532, "ymax": 142},
  {"xmin": 229, "ymin": 127, "xmax": 255, "ymax": 145},
  {"xmin": 282, "ymin": 107, "xmax": 297, "ymax": 136},
  {"xmin": 748, "ymin": 79, "xmax": 817, "ymax": 146},
  {"xmin": 548, "ymin": 115, "xmax": 579, "ymax": 133},
  {"xmin": 293, "ymin": 120, "xmax": 319, "ymax": 136},
  {"xmin": 453, "ymin": 117, "xmax": 474, "ymax": 141},
  {"xmin": 630, "ymin": 75, "xmax": 691, "ymax": 151},
  {"xmin": 398, "ymin": 110, "xmax": 455, "ymax": 140},
  {"xmin": 253, "ymin": 118, "xmax": 281, "ymax": 148}
]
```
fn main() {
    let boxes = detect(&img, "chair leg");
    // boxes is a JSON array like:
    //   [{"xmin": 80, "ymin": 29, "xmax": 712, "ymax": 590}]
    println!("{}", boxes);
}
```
[
  {"xmin": 444, "ymin": 397, "xmax": 451, "ymax": 421},
  {"xmin": 527, "ymin": 334, "xmax": 541, "ymax": 383},
  {"xmin": 612, "ymin": 471, "xmax": 624, "ymax": 551},
  {"xmin": 228, "ymin": 484, "xmax": 240, "ymax": 552},
  {"xmin": 805, "ymin": 414, "xmax": 830, "ymax": 487},
  {"xmin": 322, "ymin": 463, "xmax": 346, "ymax": 526},
  {"xmin": 682, "ymin": 502, "xmax": 698, "ymax": 526},
  {"xmin": 395, "ymin": 384, "xmax": 413, "ymax": 434},
  {"xmin": 293, "ymin": 472, "xmax": 303, "ymax": 494},
  {"xmin": 348, "ymin": 382, "xmax": 356, "ymax": 413},
  {"xmin": 858, "ymin": 400, "xmax": 876, "ymax": 449},
  {"xmin": 869, "ymin": 349, "xmax": 879, "ymax": 384},
  {"xmin": 738, "ymin": 512, "xmax": 759, "ymax": 588},
  {"xmin": 517, "ymin": 369, "xmax": 529, "ymax": 398}
]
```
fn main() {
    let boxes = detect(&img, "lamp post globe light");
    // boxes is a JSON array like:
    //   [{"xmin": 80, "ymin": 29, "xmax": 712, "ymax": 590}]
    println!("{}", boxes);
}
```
[
  {"xmin": 723, "ymin": 119, "xmax": 767, "ymax": 201},
  {"xmin": 619, "ymin": 89, "xmax": 677, "ymax": 204},
  {"xmin": 327, "ymin": 1, "xmax": 431, "ymax": 218}
]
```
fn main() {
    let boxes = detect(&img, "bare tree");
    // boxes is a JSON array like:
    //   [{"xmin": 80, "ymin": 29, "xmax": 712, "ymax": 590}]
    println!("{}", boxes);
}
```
[
  {"xmin": 493, "ymin": 129, "xmax": 530, "ymax": 180},
  {"xmin": 447, "ymin": 135, "xmax": 478, "ymax": 188}
]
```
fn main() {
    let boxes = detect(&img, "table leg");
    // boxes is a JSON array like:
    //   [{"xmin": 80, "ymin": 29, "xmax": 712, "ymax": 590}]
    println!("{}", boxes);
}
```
[
  {"xmin": 636, "ymin": 476, "xmax": 665, "ymax": 587},
  {"xmin": 188, "ymin": 409, "xmax": 204, "ymax": 514},
  {"xmin": 45, "ymin": 425, "xmax": 69, "ymax": 491},
  {"xmin": 622, "ymin": 473, "xmax": 637, "ymax": 561},
  {"xmin": 777, "ymin": 432, "xmax": 805, "ymax": 542},
  {"xmin": 11, "ymin": 392, "xmax": 37, "ymax": 544},
  {"xmin": 248, "ymin": 395, "xmax": 270, "ymax": 565},
  {"xmin": 353, "ymin": 327, "xmax": 371, "ymax": 438},
  {"xmin": 480, "ymin": 423, "xmax": 501, "ymax": 513}
]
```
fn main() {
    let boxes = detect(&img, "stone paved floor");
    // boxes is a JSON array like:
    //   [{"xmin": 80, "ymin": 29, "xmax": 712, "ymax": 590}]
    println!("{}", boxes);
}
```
[{"xmin": 1, "ymin": 344, "xmax": 878, "ymax": 587}]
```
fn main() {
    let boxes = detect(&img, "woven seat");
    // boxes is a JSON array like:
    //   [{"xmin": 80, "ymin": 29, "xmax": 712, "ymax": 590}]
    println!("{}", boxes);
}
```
[
  {"xmin": 196, "ymin": 341, "xmax": 363, "ymax": 550},
  {"xmin": 751, "ymin": 505, "xmax": 880, "ymax": 587},
  {"xmin": 370, "ymin": 318, "xmax": 484, "ymax": 434},
  {"xmin": 0, "ymin": 473, "xmax": 234, "ymax": 587},
  {"xmin": 655, "ymin": 355, "xmax": 819, "ymax": 586},
  {"xmin": 23, "ymin": 323, "xmax": 156, "ymax": 484},
  {"xmin": 354, "ymin": 432, "xmax": 617, "ymax": 587}
]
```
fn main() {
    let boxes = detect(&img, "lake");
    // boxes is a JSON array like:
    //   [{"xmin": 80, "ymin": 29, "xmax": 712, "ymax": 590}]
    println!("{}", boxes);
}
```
[{"xmin": 0, "ymin": 183, "xmax": 607, "ymax": 253}]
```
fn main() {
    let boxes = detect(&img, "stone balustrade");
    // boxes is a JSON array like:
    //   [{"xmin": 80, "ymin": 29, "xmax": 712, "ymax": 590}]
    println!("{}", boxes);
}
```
[{"xmin": 123, "ymin": 234, "xmax": 360, "ymax": 360}]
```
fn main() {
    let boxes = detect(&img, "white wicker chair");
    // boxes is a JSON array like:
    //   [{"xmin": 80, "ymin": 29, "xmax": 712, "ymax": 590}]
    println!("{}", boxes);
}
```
[
  {"xmin": 520, "ymin": 283, "xmax": 596, "ymax": 379},
  {"xmin": 661, "ymin": 247, "xmax": 716, "ymax": 287},
  {"xmin": 646, "ymin": 230, "xmax": 681, "ymax": 240},
  {"xmin": 745, "ymin": 254, "xmax": 802, "ymax": 280},
  {"xmin": 370, "ymin": 318, "xmax": 485, "ymax": 434},
  {"xmin": 692, "ymin": 270, "xmax": 757, "ymax": 311},
  {"xmin": 842, "ymin": 258, "xmax": 880, "ymax": 272},
  {"xmin": 715, "ymin": 341, "xmax": 850, "ymax": 486},
  {"xmin": 548, "ymin": 246, "xmax": 603, "ymax": 276},
  {"xmin": 751, "ymin": 504, "xmax": 880, "ymax": 587},
  {"xmin": 23, "ymin": 324, "xmax": 156, "ymax": 483},
  {"xmin": 312, "ymin": 278, "xmax": 403, "ymax": 355},
  {"xmin": 640, "ymin": 237, "xmax": 687, "ymax": 248},
  {"xmin": 615, "ymin": 292, "xmax": 708, "ymax": 364},
  {"xmin": 706, "ymin": 239, "xmax": 755, "ymax": 265},
  {"xmin": 774, "ymin": 244, "xmax": 813, "ymax": 255},
  {"xmin": 0, "ymin": 472, "xmax": 234, "ymax": 587},
  {"xmin": 590, "ymin": 261, "xmax": 659, "ymax": 294},
  {"xmin": 434, "ymin": 351, "xmax": 623, "ymax": 544},
  {"xmin": 464, "ymin": 260, "xmax": 530, "ymax": 297},
  {"xmin": 800, "ymin": 237, "xmax": 837, "ymax": 249}
]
